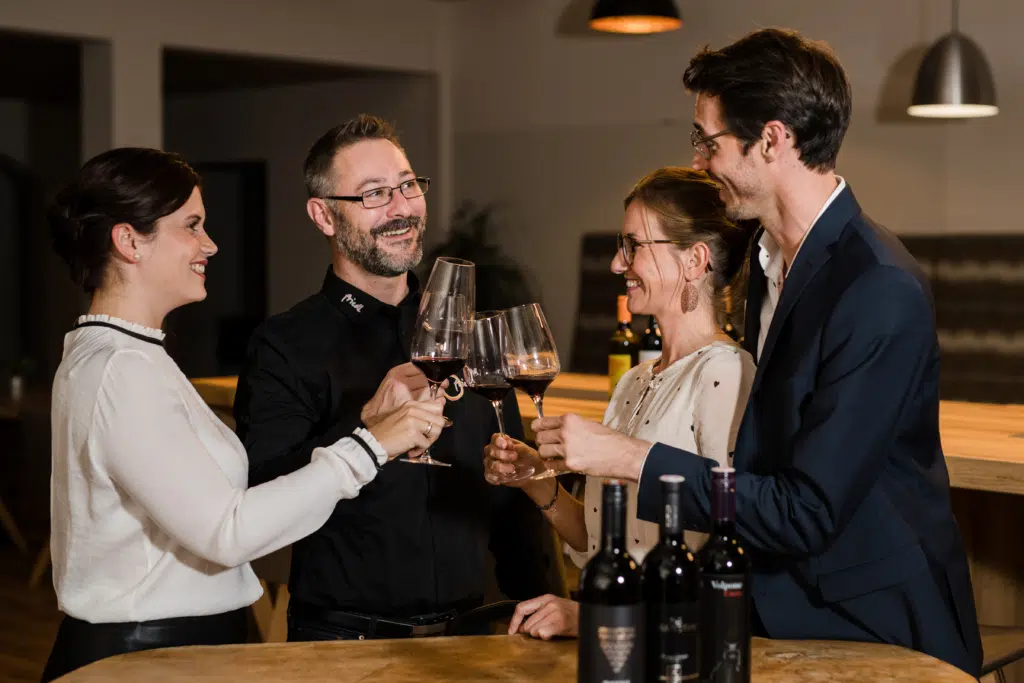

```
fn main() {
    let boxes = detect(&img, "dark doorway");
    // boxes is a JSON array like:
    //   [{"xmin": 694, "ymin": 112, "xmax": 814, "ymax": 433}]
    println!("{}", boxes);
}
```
[{"xmin": 164, "ymin": 161, "xmax": 267, "ymax": 378}]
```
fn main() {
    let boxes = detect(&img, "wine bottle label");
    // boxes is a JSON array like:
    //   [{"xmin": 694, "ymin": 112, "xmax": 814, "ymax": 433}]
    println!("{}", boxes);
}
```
[
  {"xmin": 579, "ymin": 603, "xmax": 645, "ymax": 683},
  {"xmin": 651, "ymin": 602, "xmax": 698, "ymax": 682},
  {"xmin": 608, "ymin": 355, "xmax": 633, "ymax": 395},
  {"xmin": 699, "ymin": 574, "xmax": 750, "ymax": 683},
  {"xmin": 638, "ymin": 350, "xmax": 661, "ymax": 364}
]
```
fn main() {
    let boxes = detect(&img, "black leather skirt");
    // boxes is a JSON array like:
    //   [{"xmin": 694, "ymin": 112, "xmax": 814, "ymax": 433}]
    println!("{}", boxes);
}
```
[{"xmin": 40, "ymin": 608, "xmax": 247, "ymax": 682}]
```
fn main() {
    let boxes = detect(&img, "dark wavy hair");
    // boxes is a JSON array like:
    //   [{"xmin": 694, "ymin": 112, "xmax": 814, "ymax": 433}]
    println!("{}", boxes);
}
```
[
  {"xmin": 49, "ymin": 147, "xmax": 200, "ymax": 293},
  {"xmin": 683, "ymin": 27, "xmax": 852, "ymax": 172}
]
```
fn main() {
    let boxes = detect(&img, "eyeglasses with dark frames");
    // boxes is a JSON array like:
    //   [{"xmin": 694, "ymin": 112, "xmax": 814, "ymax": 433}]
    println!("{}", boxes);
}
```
[
  {"xmin": 617, "ymin": 233, "xmax": 714, "ymax": 271},
  {"xmin": 690, "ymin": 128, "xmax": 732, "ymax": 160},
  {"xmin": 321, "ymin": 177, "xmax": 431, "ymax": 209}
]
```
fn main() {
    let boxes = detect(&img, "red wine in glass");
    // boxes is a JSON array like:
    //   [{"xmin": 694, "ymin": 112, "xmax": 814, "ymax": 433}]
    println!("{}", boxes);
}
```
[
  {"xmin": 412, "ymin": 357, "xmax": 467, "ymax": 384},
  {"xmin": 507, "ymin": 375, "xmax": 557, "ymax": 404},
  {"xmin": 467, "ymin": 383, "xmax": 512, "ymax": 403},
  {"xmin": 502, "ymin": 304, "xmax": 564, "ymax": 481},
  {"xmin": 406, "ymin": 292, "xmax": 470, "ymax": 467},
  {"xmin": 466, "ymin": 311, "xmax": 538, "ymax": 483}
]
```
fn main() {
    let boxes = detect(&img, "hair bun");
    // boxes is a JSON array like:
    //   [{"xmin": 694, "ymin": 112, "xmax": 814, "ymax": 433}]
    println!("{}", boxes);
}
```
[{"xmin": 48, "ymin": 187, "xmax": 89, "ymax": 287}]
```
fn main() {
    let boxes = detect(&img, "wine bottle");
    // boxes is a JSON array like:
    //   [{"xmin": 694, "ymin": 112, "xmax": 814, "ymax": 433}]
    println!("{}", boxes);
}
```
[
  {"xmin": 579, "ymin": 481, "xmax": 645, "ymax": 683},
  {"xmin": 638, "ymin": 315, "xmax": 663, "ymax": 364},
  {"xmin": 722, "ymin": 288, "xmax": 740, "ymax": 343},
  {"xmin": 609, "ymin": 295, "xmax": 638, "ymax": 396},
  {"xmin": 698, "ymin": 467, "xmax": 751, "ymax": 683},
  {"xmin": 642, "ymin": 475, "xmax": 699, "ymax": 682}
]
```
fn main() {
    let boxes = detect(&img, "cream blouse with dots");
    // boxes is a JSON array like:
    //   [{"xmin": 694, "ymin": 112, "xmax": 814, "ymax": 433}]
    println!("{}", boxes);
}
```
[{"xmin": 567, "ymin": 341, "xmax": 755, "ymax": 568}]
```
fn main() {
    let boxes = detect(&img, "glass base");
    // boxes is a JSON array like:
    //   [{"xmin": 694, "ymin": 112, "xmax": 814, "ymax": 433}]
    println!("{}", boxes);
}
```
[
  {"xmin": 401, "ymin": 455, "xmax": 452, "ymax": 467},
  {"xmin": 526, "ymin": 468, "xmax": 568, "ymax": 481},
  {"xmin": 527, "ymin": 458, "xmax": 569, "ymax": 481},
  {"xmin": 486, "ymin": 463, "xmax": 538, "ymax": 485}
]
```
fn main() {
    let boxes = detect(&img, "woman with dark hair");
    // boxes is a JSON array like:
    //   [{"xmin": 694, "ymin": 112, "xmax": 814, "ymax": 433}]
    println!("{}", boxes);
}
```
[
  {"xmin": 485, "ymin": 167, "xmax": 756, "ymax": 640},
  {"xmin": 41, "ymin": 148, "xmax": 446, "ymax": 681}
]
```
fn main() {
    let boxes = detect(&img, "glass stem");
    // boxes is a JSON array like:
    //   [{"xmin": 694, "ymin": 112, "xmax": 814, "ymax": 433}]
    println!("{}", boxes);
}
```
[
  {"xmin": 492, "ymin": 401, "xmax": 506, "ymax": 437},
  {"xmin": 422, "ymin": 382, "xmax": 440, "ymax": 459},
  {"xmin": 533, "ymin": 395, "xmax": 545, "ymax": 419}
]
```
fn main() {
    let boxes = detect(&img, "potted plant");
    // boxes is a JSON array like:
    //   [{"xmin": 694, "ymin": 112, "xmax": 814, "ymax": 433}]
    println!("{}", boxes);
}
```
[{"xmin": 419, "ymin": 201, "xmax": 538, "ymax": 312}]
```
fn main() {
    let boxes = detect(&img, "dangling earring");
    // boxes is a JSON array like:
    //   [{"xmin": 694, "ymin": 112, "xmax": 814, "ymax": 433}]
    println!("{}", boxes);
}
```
[{"xmin": 681, "ymin": 280, "xmax": 698, "ymax": 313}]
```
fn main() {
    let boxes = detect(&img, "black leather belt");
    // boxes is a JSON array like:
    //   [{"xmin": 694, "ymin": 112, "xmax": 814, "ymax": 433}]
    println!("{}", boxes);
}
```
[{"xmin": 289, "ymin": 599, "xmax": 473, "ymax": 639}]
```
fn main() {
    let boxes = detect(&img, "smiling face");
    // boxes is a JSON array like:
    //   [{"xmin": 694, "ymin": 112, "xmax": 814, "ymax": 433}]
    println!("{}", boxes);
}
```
[
  {"xmin": 610, "ymin": 200, "xmax": 690, "ymax": 317},
  {"xmin": 690, "ymin": 93, "xmax": 768, "ymax": 222},
  {"xmin": 325, "ymin": 139, "xmax": 426, "ymax": 277},
  {"xmin": 136, "ymin": 185, "xmax": 217, "ymax": 310}
]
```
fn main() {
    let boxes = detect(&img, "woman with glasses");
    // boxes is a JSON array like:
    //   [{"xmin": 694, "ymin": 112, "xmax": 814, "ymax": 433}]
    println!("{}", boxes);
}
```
[
  {"xmin": 40, "ymin": 148, "xmax": 446, "ymax": 681},
  {"xmin": 485, "ymin": 167, "xmax": 756, "ymax": 640}
]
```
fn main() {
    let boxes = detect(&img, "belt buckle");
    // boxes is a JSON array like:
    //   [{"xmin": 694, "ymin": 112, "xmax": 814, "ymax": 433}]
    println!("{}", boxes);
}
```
[
  {"xmin": 406, "ymin": 610, "xmax": 456, "ymax": 637},
  {"xmin": 409, "ymin": 621, "xmax": 448, "ymax": 637}
]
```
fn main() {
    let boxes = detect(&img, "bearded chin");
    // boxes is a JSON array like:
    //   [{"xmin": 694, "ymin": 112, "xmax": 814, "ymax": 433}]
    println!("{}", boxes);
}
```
[{"xmin": 334, "ymin": 222, "xmax": 424, "ymax": 278}]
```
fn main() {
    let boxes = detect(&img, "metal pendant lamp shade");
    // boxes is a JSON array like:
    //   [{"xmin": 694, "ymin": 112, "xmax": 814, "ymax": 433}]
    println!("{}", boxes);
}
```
[
  {"xmin": 589, "ymin": 0, "xmax": 682, "ymax": 34},
  {"xmin": 908, "ymin": 0, "xmax": 998, "ymax": 118}
]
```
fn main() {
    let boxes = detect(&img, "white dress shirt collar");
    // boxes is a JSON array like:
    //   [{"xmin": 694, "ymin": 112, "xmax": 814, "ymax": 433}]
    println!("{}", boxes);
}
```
[{"xmin": 757, "ymin": 175, "xmax": 847, "ymax": 284}]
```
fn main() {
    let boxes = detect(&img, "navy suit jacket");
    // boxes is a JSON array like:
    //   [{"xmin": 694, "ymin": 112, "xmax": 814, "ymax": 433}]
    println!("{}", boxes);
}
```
[{"xmin": 636, "ymin": 185, "xmax": 982, "ymax": 676}]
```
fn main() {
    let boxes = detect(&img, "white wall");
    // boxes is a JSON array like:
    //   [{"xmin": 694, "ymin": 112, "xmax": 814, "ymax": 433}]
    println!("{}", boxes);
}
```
[
  {"xmin": 0, "ymin": 0, "xmax": 445, "ymax": 73},
  {"xmin": 450, "ymin": 0, "xmax": 1022, "ymax": 362},
  {"xmin": 165, "ymin": 75, "xmax": 440, "ymax": 313}
]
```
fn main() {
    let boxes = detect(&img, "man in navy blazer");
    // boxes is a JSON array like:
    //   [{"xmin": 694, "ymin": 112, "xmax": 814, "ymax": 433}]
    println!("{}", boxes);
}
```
[{"xmin": 530, "ymin": 28, "xmax": 982, "ymax": 676}]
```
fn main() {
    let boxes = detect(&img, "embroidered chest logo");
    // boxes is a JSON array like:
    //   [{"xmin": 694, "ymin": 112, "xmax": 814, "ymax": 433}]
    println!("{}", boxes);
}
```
[
  {"xmin": 445, "ymin": 375, "xmax": 465, "ymax": 401},
  {"xmin": 340, "ymin": 293, "xmax": 364, "ymax": 312}
]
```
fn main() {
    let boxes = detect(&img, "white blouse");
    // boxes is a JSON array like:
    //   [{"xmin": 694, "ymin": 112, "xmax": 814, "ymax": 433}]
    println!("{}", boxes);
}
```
[
  {"xmin": 568, "ymin": 341, "xmax": 755, "ymax": 568},
  {"xmin": 50, "ymin": 315, "xmax": 388, "ymax": 623}
]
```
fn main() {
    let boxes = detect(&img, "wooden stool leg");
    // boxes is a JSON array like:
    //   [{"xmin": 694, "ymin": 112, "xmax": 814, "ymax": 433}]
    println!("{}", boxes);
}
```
[
  {"xmin": 268, "ymin": 585, "xmax": 289, "ymax": 643},
  {"xmin": 251, "ymin": 579, "xmax": 275, "ymax": 642},
  {"xmin": 0, "ymin": 496, "xmax": 28, "ymax": 553},
  {"xmin": 28, "ymin": 541, "xmax": 51, "ymax": 588}
]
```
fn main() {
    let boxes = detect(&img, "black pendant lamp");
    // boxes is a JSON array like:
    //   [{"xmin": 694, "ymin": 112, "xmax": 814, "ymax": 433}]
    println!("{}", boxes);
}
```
[{"xmin": 589, "ymin": 0, "xmax": 682, "ymax": 35}]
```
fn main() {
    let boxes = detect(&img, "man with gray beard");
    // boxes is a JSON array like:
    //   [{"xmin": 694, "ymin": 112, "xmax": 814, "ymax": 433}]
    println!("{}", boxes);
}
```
[{"xmin": 234, "ymin": 115, "xmax": 552, "ymax": 641}]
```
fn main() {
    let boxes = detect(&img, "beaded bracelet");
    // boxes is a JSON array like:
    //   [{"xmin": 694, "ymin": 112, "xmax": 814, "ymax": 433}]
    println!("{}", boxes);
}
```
[{"xmin": 537, "ymin": 482, "xmax": 559, "ymax": 511}]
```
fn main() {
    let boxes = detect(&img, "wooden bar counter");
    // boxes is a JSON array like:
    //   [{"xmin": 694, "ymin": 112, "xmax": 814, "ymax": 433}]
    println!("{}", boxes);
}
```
[
  {"xmin": 191, "ymin": 373, "xmax": 1024, "ymax": 681},
  {"xmin": 55, "ymin": 634, "xmax": 976, "ymax": 682}
]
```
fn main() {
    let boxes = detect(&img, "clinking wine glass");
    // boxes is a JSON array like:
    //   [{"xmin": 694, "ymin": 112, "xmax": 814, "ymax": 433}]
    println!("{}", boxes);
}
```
[
  {"xmin": 464, "ymin": 311, "xmax": 538, "ymax": 484},
  {"xmin": 407, "ymin": 293, "xmax": 470, "ymax": 467},
  {"xmin": 422, "ymin": 257, "xmax": 476, "ymax": 314},
  {"xmin": 421, "ymin": 256, "xmax": 476, "ymax": 428},
  {"xmin": 501, "ymin": 303, "xmax": 565, "ymax": 480}
]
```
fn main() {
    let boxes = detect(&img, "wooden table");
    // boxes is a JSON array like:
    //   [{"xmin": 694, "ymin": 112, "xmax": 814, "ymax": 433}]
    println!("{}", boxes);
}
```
[
  {"xmin": 191, "ymin": 372, "xmax": 1024, "ymax": 496},
  {"xmin": 190, "ymin": 372, "xmax": 1024, "ymax": 681},
  {"xmin": 54, "ymin": 634, "xmax": 976, "ymax": 682}
]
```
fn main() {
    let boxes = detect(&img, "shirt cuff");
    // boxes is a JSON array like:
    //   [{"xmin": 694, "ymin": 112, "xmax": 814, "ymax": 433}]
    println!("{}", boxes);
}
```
[
  {"xmin": 352, "ymin": 427, "xmax": 388, "ymax": 467},
  {"xmin": 634, "ymin": 441, "xmax": 654, "ymax": 488}
]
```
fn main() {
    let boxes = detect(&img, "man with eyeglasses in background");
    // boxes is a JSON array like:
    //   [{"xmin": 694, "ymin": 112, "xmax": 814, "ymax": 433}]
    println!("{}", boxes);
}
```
[{"xmin": 234, "ymin": 114, "xmax": 552, "ymax": 642}]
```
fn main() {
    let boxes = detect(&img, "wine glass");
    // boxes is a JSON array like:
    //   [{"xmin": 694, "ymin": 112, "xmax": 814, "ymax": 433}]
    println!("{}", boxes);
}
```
[
  {"xmin": 422, "ymin": 257, "xmax": 476, "ymax": 314},
  {"xmin": 502, "ymin": 303, "xmax": 565, "ymax": 480},
  {"xmin": 407, "ymin": 293, "xmax": 470, "ymax": 467},
  {"xmin": 464, "ymin": 312, "xmax": 539, "ymax": 484},
  {"xmin": 421, "ymin": 256, "xmax": 476, "ymax": 427}
]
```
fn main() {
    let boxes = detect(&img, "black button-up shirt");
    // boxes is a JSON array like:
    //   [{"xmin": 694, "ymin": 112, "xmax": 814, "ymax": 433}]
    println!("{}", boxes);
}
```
[{"xmin": 234, "ymin": 268, "xmax": 551, "ymax": 618}]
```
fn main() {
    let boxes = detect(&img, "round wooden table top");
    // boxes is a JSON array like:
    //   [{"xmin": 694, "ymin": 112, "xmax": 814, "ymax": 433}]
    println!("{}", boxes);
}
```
[{"xmin": 55, "ymin": 634, "xmax": 975, "ymax": 682}]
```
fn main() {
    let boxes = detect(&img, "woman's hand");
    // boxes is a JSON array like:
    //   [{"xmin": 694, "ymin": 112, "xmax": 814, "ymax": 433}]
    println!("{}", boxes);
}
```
[
  {"xmin": 367, "ymin": 396, "xmax": 446, "ymax": 460},
  {"xmin": 532, "ymin": 413, "xmax": 651, "ymax": 481},
  {"xmin": 482, "ymin": 433, "xmax": 557, "ymax": 499},
  {"xmin": 508, "ymin": 594, "xmax": 580, "ymax": 640}
]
